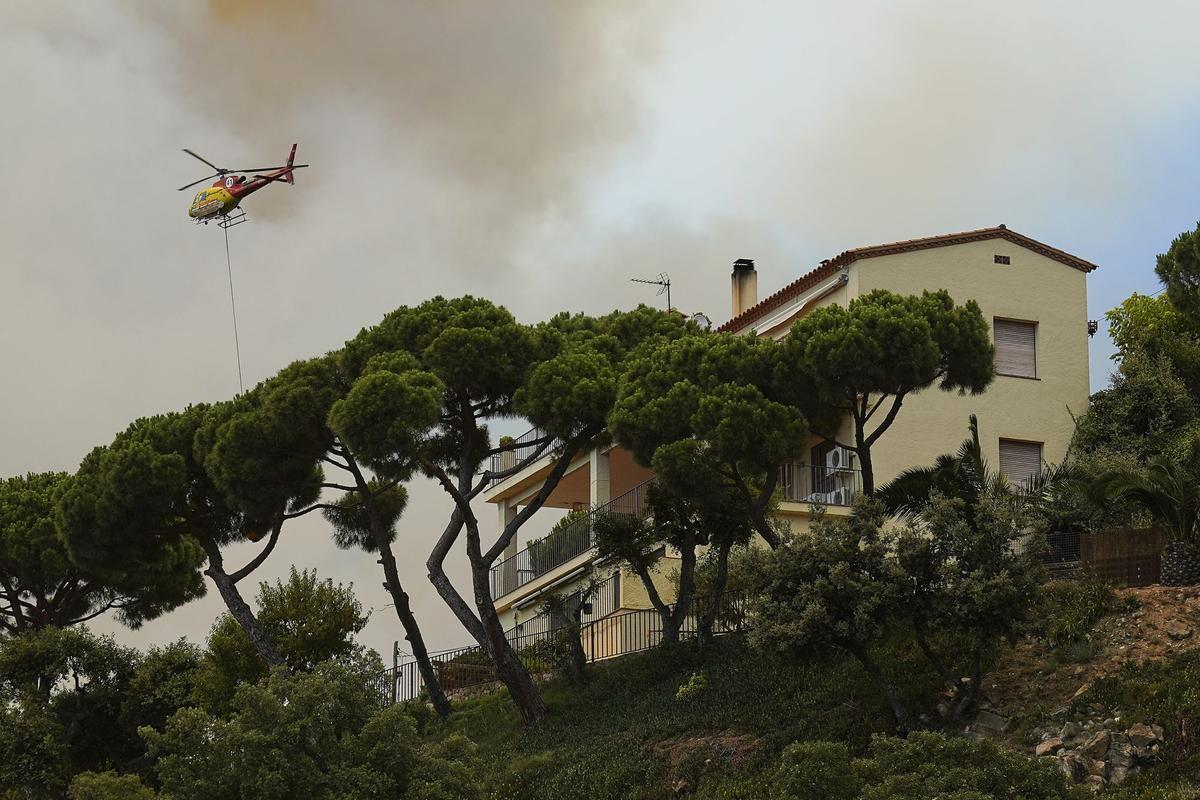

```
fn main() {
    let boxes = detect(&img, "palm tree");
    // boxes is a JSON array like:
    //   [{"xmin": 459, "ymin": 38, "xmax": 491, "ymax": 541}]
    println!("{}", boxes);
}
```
[
  {"xmin": 878, "ymin": 415, "xmax": 1006, "ymax": 521},
  {"xmin": 1094, "ymin": 439, "xmax": 1200, "ymax": 585},
  {"xmin": 878, "ymin": 414, "xmax": 1076, "ymax": 530}
]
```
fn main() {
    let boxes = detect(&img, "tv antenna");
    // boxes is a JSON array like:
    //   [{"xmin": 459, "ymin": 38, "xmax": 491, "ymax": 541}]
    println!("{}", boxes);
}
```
[{"xmin": 631, "ymin": 272, "xmax": 672, "ymax": 311}]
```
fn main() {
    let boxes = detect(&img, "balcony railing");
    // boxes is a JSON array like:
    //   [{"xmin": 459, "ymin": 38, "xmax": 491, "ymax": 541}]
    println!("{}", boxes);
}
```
[
  {"xmin": 778, "ymin": 462, "xmax": 862, "ymax": 505},
  {"xmin": 489, "ymin": 425, "xmax": 556, "ymax": 476},
  {"xmin": 506, "ymin": 571, "xmax": 621, "ymax": 652},
  {"xmin": 489, "ymin": 478, "xmax": 654, "ymax": 599}
]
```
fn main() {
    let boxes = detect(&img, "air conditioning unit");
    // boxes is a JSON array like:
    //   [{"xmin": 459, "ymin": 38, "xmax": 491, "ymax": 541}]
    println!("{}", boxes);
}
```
[
  {"xmin": 804, "ymin": 491, "xmax": 829, "ymax": 504},
  {"xmin": 828, "ymin": 487, "xmax": 852, "ymax": 506},
  {"xmin": 825, "ymin": 447, "xmax": 855, "ymax": 473}
]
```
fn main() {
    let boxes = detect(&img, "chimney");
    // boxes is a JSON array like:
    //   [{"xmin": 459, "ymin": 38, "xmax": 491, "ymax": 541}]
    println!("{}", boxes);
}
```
[{"xmin": 731, "ymin": 258, "xmax": 757, "ymax": 317}]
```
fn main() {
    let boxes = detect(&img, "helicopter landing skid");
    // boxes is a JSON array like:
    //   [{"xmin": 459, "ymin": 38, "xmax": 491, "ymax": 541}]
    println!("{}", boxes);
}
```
[
  {"xmin": 217, "ymin": 209, "xmax": 248, "ymax": 229},
  {"xmin": 195, "ymin": 208, "xmax": 248, "ymax": 229}
]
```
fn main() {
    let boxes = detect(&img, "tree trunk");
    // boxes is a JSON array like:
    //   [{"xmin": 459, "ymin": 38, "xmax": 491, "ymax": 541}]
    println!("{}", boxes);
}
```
[
  {"xmin": 375, "ymin": 536, "xmax": 452, "ymax": 718},
  {"xmin": 634, "ymin": 541, "xmax": 694, "ymax": 645},
  {"xmin": 548, "ymin": 602, "xmax": 588, "ymax": 684},
  {"xmin": 199, "ymin": 537, "xmax": 284, "ymax": 669},
  {"xmin": 341, "ymin": 448, "xmax": 452, "ymax": 717},
  {"xmin": 748, "ymin": 469, "xmax": 782, "ymax": 550},
  {"xmin": 914, "ymin": 624, "xmax": 958, "ymax": 690},
  {"xmin": 698, "ymin": 539, "xmax": 733, "ymax": 649},
  {"xmin": 488, "ymin": 627, "xmax": 548, "ymax": 724},
  {"xmin": 566, "ymin": 621, "xmax": 587, "ymax": 684},
  {"xmin": 845, "ymin": 640, "xmax": 911, "ymax": 733},
  {"xmin": 950, "ymin": 640, "xmax": 984, "ymax": 721},
  {"xmin": 464, "ymin": 514, "xmax": 548, "ymax": 724},
  {"xmin": 470, "ymin": 554, "xmax": 548, "ymax": 724},
  {"xmin": 854, "ymin": 416, "xmax": 875, "ymax": 497}
]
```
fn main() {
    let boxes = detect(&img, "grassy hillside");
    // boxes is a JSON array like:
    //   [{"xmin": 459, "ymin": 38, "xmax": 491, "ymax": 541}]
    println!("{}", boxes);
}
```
[{"xmin": 412, "ymin": 584, "xmax": 1200, "ymax": 800}]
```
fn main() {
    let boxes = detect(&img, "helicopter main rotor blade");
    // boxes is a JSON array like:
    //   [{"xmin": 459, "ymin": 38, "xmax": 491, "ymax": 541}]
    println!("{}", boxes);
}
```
[
  {"xmin": 181, "ymin": 148, "xmax": 225, "ymax": 173},
  {"xmin": 233, "ymin": 164, "xmax": 290, "ymax": 173},
  {"xmin": 246, "ymin": 164, "xmax": 310, "ymax": 178},
  {"xmin": 178, "ymin": 173, "xmax": 222, "ymax": 191}
]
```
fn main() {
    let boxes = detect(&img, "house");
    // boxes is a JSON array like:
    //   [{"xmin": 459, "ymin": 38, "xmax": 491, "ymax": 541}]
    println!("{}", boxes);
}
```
[{"xmin": 486, "ymin": 225, "xmax": 1096, "ymax": 641}]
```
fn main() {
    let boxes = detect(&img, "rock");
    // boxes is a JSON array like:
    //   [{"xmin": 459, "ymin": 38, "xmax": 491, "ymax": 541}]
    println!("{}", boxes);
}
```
[
  {"xmin": 1084, "ymin": 774, "xmax": 1107, "ymax": 790},
  {"xmin": 1104, "ymin": 717, "xmax": 1119, "ymax": 728},
  {"xmin": 1152, "ymin": 723, "xmax": 1165, "ymax": 740},
  {"xmin": 1109, "ymin": 741, "xmax": 1135, "ymax": 769},
  {"xmin": 1057, "ymin": 754, "xmax": 1087, "ymax": 782},
  {"xmin": 973, "ymin": 709, "xmax": 1008, "ymax": 734},
  {"xmin": 1086, "ymin": 758, "xmax": 1107, "ymax": 778},
  {"xmin": 1127, "ymin": 723, "xmax": 1158, "ymax": 749},
  {"xmin": 1081, "ymin": 731, "xmax": 1111, "ymax": 760},
  {"xmin": 1166, "ymin": 623, "xmax": 1193, "ymax": 641},
  {"xmin": 1035, "ymin": 737, "xmax": 1064, "ymax": 757},
  {"xmin": 1108, "ymin": 764, "xmax": 1137, "ymax": 785},
  {"xmin": 1059, "ymin": 721, "xmax": 1081, "ymax": 741}
]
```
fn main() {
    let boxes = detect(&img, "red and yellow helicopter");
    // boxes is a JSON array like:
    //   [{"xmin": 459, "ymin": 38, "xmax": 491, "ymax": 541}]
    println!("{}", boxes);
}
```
[{"xmin": 179, "ymin": 144, "xmax": 308, "ymax": 226}]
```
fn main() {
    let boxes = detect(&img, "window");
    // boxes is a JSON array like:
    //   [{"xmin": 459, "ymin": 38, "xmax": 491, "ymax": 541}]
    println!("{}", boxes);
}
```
[
  {"xmin": 994, "ymin": 319, "xmax": 1036, "ymax": 378},
  {"xmin": 994, "ymin": 254, "xmax": 1011, "ymax": 265},
  {"xmin": 999, "ymin": 439, "xmax": 1042, "ymax": 488}
]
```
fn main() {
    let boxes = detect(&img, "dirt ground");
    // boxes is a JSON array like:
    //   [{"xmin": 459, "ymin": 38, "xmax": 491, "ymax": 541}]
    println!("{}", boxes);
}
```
[{"xmin": 986, "ymin": 586, "xmax": 1200, "ymax": 717}]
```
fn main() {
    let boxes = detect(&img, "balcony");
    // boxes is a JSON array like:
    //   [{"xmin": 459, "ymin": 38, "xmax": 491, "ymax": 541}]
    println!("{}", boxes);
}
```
[
  {"xmin": 490, "ymin": 478, "xmax": 653, "ymax": 600},
  {"xmin": 779, "ymin": 461, "xmax": 862, "ymax": 505},
  {"xmin": 488, "ymin": 461, "xmax": 860, "ymax": 601},
  {"xmin": 489, "ymin": 425, "xmax": 556, "ymax": 476}
]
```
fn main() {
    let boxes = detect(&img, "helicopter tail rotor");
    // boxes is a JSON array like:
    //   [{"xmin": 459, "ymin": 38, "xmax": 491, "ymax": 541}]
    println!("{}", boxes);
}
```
[{"xmin": 285, "ymin": 143, "xmax": 297, "ymax": 185}]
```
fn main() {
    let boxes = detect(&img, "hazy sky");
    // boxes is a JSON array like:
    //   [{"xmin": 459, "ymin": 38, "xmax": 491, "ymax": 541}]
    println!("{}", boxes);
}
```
[{"xmin": 3, "ymin": 1, "xmax": 1198, "ymax": 658}]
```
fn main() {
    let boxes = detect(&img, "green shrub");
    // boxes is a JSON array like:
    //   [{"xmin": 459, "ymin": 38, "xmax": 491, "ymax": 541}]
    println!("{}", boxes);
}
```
[
  {"xmin": 861, "ymin": 732, "xmax": 1070, "ymax": 800},
  {"xmin": 1036, "ymin": 579, "xmax": 1130, "ymax": 647},
  {"xmin": 522, "ymin": 632, "xmax": 574, "ymax": 677},
  {"xmin": 69, "ymin": 771, "xmax": 156, "ymax": 800},
  {"xmin": 772, "ymin": 741, "xmax": 861, "ymax": 800},
  {"xmin": 493, "ymin": 733, "xmax": 667, "ymax": 800},
  {"xmin": 144, "ymin": 663, "xmax": 419, "ymax": 800},
  {"xmin": 403, "ymin": 735, "xmax": 485, "ymax": 800},
  {"xmin": 675, "ymin": 671, "xmax": 708, "ymax": 702}
]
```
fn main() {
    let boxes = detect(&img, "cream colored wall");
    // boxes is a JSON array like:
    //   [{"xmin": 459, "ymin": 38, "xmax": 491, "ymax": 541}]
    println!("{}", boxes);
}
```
[
  {"xmin": 852, "ymin": 240, "xmax": 1089, "ymax": 480},
  {"xmin": 619, "ymin": 555, "xmax": 682, "ymax": 608},
  {"xmin": 776, "ymin": 502, "xmax": 852, "ymax": 535}
]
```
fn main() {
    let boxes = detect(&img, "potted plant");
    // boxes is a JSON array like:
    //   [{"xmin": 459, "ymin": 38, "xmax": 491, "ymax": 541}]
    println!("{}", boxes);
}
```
[{"xmin": 498, "ymin": 435, "xmax": 516, "ymax": 471}]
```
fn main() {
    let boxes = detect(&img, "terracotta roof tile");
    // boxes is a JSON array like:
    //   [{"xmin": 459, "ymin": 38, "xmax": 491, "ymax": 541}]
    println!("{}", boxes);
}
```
[{"xmin": 716, "ymin": 226, "xmax": 1098, "ymax": 333}]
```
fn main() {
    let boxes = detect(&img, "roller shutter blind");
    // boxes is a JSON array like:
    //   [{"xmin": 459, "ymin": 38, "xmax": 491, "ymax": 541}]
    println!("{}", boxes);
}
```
[
  {"xmin": 994, "ymin": 319, "xmax": 1037, "ymax": 378},
  {"xmin": 999, "ymin": 439, "xmax": 1042, "ymax": 488}
]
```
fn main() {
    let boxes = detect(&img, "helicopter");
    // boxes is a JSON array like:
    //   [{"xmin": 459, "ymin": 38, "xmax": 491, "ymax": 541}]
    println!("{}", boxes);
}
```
[{"xmin": 179, "ymin": 144, "xmax": 308, "ymax": 225}]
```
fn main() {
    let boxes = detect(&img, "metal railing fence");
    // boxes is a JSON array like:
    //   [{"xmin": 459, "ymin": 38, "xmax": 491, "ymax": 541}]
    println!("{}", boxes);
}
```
[
  {"xmin": 489, "ymin": 426, "xmax": 553, "ymax": 475},
  {"xmin": 489, "ymin": 478, "xmax": 654, "ymax": 599},
  {"xmin": 779, "ymin": 462, "xmax": 863, "ymax": 505},
  {"xmin": 373, "ymin": 586, "xmax": 747, "ymax": 706}
]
